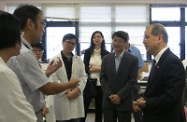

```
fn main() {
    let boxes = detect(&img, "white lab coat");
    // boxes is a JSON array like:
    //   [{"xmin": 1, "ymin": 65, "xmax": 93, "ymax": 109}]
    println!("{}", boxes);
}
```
[
  {"xmin": 0, "ymin": 57, "xmax": 36, "ymax": 122},
  {"xmin": 41, "ymin": 63, "xmax": 56, "ymax": 122},
  {"xmin": 182, "ymin": 60, "xmax": 187, "ymax": 69},
  {"xmin": 45, "ymin": 95, "xmax": 56, "ymax": 122},
  {"xmin": 50, "ymin": 53, "xmax": 87, "ymax": 120}
]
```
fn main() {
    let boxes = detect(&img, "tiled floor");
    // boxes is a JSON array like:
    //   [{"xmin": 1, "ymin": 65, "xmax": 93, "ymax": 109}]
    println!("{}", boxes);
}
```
[{"xmin": 86, "ymin": 112, "xmax": 135, "ymax": 122}]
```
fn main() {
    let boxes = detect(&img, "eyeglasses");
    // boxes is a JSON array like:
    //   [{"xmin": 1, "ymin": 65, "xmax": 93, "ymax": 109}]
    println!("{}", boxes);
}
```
[
  {"xmin": 93, "ymin": 36, "xmax": 102, "ymax": 39},
  {"xmin": 33, "ymin": 48, "xmax": 43, "ymax": 53},
  {"xmin": 112, "ymin": 38, "xmax": 124, "ymax": 44},
  {"xmin": 66, "ymin": 41, "xmax": 76, "ymax": 46},
  {"xmin": 37, "ymin": 20, "xmax": 46, "ymax": 27},
  {"xmin": 143, "ymin": 34, "xmax": 161, "ymax": 40},
  {"xmin": 143, "ymin": 35, "xmax": 150, "ymax": 40}
]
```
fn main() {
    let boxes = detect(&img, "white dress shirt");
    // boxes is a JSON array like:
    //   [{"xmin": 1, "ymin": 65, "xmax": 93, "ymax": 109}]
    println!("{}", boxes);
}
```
[{"xmin": 89, "ymin": 49, "xmax": 102, "ymax": 86}]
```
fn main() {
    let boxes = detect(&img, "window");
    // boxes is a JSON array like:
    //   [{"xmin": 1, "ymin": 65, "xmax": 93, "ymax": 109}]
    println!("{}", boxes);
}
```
[
  {"xmin": 79, "ymin": 26, "xmax": 112, "ymax": 58},
  {"xmin": 5, "ymin": 5, "xmax": 17, "ymax": 14},
  {"xmin": 151, "ymin": 7, "xmax": 180, "ymax": 21},
  {"xmin": 165, "ymin": 27, "xmax": 180, "ymax": 57},
  {"xmin": 79, "ymin": 27, "xmax": 112, "ymax": 44},
  {"xmin": 79, "ymin": 5, "xmax": 113, "ymax": 56},
  {"xmin": 80, "ymin": 6, "xmax": 111, "ymax": 23},
  {"xmin": 115, "ymin": 26, "xmax": 146, "ymax": 60},
  {"xmin": 43, "ymin": 5, "xmax": 76, "ymax": 21},
  {"xmin": 79, "ymin": 5, "xmax": 148, "ymax": 60},
  {"xmin": 46, "ymin": 27, "xmax": 76, "ymax": 59},
  {"xmin": 43, "ymin": 21, "xmax": 78, "ymax": 60},
  {"xmin": 5, "ymin": 5, "xmax": 41, "ymax": 14},
  {"xmin": 5, "ymin": 4, "xmax": 149, "ymax": 60},
  {"xmin": 151, "ymin": 6, "xmax": 186, "ymax": 60},
  {"xmin": 186, "ymin": 8, "xmax": 187, "ymax": 22},
  {"xmin": 115, "ymin": 6, "xmax": 147, "ymax": 23}
]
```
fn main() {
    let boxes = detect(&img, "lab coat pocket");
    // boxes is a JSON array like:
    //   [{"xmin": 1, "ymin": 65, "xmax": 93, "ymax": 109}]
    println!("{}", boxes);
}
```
[{"xmin": 70, "ymin": 99, "xmax": 78, "ymax": 112}]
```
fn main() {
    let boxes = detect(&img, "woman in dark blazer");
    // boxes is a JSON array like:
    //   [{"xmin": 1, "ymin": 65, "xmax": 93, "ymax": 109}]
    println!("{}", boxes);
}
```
[{"xmin": 80, "ymin": 31, "xmax": 109, "ymax": 122}]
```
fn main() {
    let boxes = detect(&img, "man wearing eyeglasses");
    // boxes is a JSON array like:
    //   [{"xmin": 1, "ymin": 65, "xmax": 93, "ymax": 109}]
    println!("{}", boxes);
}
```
[
  {"xmin": 100, "ymin": 31, "xmax": 139, "ymax": 122},
  {"xmin": 7, "ymin": 4, "xmax": 79, "ymax": 122},
  {"xmin": 50, "ymin": 33, "xmax": 87, "ymax": 122},
  {"xmin": 133, "ymin": 23, "xmax": 186, "ymax": 122}
]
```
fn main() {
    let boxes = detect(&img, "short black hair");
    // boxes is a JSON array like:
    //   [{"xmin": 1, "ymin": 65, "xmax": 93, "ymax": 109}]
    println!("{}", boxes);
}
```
[
  {"xmin": 31, "ymin": 42, "xmax": 44, "ymax": 50},
  {"xmin": 62, "ymin": 33, "xmax": 78, "ymax": 43},
  {"xmin": 13, "ymin": 4, "xmax": 42, "ymax": 30},
  {"xmin": 0, "ymin": 10, "xmax": 21, "ymax": 50},
  {"xmin": 112, "ymin": 31, "xmax": 129, "ymax": 42}
]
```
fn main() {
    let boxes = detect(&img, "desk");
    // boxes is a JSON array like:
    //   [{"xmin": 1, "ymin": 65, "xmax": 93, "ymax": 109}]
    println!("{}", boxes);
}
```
[
  {"xmin": 137, "ymin": 61, "xmax": 152, "ymax": 96},
  {"xmin": 138, "ymin": 80, "xmax": 148, "ymax": 96},
  {"xmin": 138, "ymin": 80, "xmax": 147, "ymax": 84}
]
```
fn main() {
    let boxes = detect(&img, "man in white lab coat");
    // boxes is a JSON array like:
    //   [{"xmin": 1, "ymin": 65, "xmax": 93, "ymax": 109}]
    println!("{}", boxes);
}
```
[{"xmin": 50, "ymin": 33, "xmax": 87, "ymax": 122}]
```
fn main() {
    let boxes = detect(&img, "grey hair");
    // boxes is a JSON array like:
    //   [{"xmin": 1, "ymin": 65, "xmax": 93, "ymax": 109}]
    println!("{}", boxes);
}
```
[{"xmin": 150, "ymin": 23, "xmax": 168, "ymax": 43}]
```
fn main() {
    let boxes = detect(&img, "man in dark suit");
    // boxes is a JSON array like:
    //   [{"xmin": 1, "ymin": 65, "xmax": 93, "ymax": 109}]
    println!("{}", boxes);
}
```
[
  {"xmin": 100, "ymin": 31, "xmax": 138, "ymax": 122},
  {"xmin": 134, "ymin": 23, "xmax": 186, "ymax": 122}
]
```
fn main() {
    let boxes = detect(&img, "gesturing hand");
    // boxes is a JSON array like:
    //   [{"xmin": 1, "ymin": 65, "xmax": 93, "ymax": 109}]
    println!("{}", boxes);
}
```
[{"xmin": 45, "ymin": 57, "xmax": 62, "ymax": 77}]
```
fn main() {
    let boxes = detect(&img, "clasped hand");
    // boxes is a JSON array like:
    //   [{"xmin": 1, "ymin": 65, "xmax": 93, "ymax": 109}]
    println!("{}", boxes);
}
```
[
  {"xmin": 66, "ymin": 88, "xmax": 80, "ymax": 99},
  {"xmin": 109, "ymin": 94, "xmax": 121, "ymax": 105},
  {"xmin": 133, "ymin": 97, "xmax": 146, "ymax": 112}
]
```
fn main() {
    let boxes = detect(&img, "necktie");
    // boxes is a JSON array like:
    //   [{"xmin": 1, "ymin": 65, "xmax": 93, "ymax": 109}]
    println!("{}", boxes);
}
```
[
  {"xmin": 150, "ymin": 60, "xmax": 156, "ymax": 79},
  {"xmin": 151, "ymin": 60, "xmax": 156, "ymax": 71}
]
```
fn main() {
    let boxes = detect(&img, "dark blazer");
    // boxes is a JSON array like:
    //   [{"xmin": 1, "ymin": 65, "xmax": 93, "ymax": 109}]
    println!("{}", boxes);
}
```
[
  {"xmin": 83, "ymin": 48, "xmax": 109, "ymax": 73},
  {"xmin": 100, "ymin": 52, "xmax": 138, "ymax": 111},
  {"xmin": 143, "ymin": 48, "xmax": 186, "ymax": 122}
]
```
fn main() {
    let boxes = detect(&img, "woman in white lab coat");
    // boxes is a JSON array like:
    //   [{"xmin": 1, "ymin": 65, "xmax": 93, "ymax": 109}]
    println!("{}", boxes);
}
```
[{"xmin": 50, "ymin": 34, "xmax": 87, "ymax": 122}]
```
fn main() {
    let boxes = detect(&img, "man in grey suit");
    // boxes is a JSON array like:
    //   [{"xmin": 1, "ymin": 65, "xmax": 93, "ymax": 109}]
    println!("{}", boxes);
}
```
[
  {"xmin": 100, "ymin": 31, "xmax": 139, "ymax": 122},
  {"xmin": 134, "ymin": 23, "xmax": 186, "ymax": 122}
]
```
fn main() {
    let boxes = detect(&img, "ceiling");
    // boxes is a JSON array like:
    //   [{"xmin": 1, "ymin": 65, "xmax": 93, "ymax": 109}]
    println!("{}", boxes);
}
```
[{"xmin": 0, "ymin": 0, "xmax": 187, "ymax": 4}]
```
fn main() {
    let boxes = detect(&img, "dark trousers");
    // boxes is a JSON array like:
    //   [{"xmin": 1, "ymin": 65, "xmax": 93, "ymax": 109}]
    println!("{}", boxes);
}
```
[
  {"xmin": 133, "ymin": 110, "xmax": 143, "ymax": 122},
  {"xmin": 133, "ymin": 84, "xmax": 142, "ymax": 122},
  {"xmin": 103, "ymin": 108, "xmax": 131, "ymax": 122},
  {"xmin": 80, "ymin": 86, "xmax": 103, "ymax": 122},
  {"xmin": 56, "ymin": 118, "xmax": 80, "ymax": 122}
]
